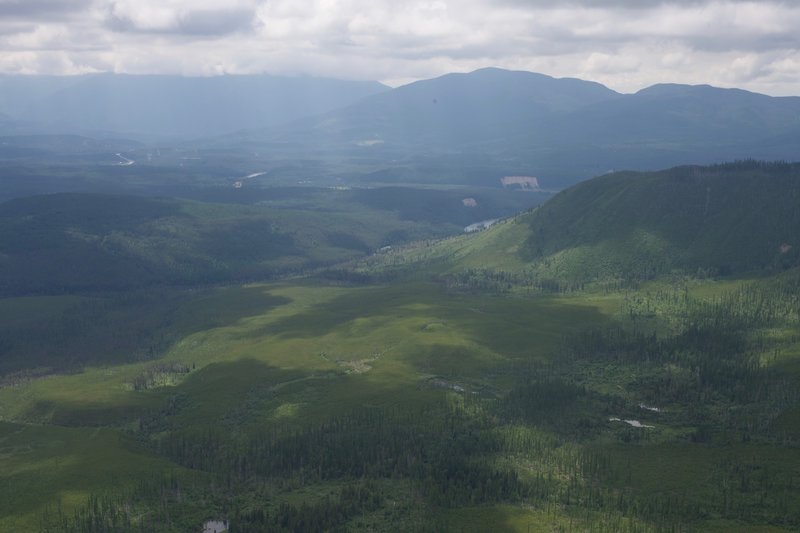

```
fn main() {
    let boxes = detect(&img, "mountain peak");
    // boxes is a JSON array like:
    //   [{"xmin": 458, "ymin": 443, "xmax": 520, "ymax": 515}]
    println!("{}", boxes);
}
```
[{"xmin": 635, "ymin": 82, "xmax": 760, "ymax": 99}]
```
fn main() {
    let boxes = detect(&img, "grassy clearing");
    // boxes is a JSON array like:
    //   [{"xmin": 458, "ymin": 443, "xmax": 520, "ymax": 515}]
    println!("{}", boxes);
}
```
[
  {"xmin": 2, "ymin": 270, "xmax": 799, "ymax": 530},
  {"xmin": 0, "ymin": 421, "xmax": 180, "ymax": 531},
  {"xmin": 79, "ymin": 282, "xmax": 611, "ymax": 426},
  {"xmin": 0, "ymin": 280, "xmax": 619, "ymax": 529}
]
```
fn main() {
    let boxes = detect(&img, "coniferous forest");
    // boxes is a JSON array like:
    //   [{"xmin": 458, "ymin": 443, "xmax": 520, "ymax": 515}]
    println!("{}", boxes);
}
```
[
  {"xmin": 1, "ymin": 58, "xmax": 800, "ymax": 532},
  {"xmin": 0, "ymin": 162, "xmax": 792, "ymax": 532}
]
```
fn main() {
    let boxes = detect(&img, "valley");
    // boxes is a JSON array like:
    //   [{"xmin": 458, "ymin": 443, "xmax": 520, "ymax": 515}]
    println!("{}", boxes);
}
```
[
  {"xmin": 1, "ymin": 159, "xmax": 799, "ymax": 531},
  {"xmin": 0, "ymin": 68, "xmax": 799, "ymax": 532}
]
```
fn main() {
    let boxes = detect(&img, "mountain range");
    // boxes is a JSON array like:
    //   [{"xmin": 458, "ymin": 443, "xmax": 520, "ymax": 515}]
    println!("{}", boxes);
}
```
[
  {"xmin": 0, "ymin": 73, "xmax": 388, "ymax": 139},
  {"xmin": 234, "ymin": 68, "xmax": 800, "ymax": 188},
  {"xmin": 1, "ymin": 68, "xmax": 799, "ymax": 190},
  {"xmin": 2, "ymin": 63, "xmax": 800, "ymax": 531}
]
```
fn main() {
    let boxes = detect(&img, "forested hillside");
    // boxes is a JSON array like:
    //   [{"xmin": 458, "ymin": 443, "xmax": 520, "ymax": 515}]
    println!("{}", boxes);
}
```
[
  {"xmin": 350, "ymin": 161, "xmax": 800, "ymax": 288},
  {"xmin": 2, "ymin": 162, "xmax": 800, "ymax": 532},
  {"xmin": 519, "ymin": 161, "xmax": 800, "ymax": 280}
]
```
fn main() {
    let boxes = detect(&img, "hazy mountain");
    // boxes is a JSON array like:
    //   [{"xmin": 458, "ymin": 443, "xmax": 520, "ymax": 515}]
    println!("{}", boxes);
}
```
[
  {"xmin": 0, "ymin": 73, "xmax": 388, "ymax": 139},
  {"xmin": 234, "ymin": 68, "xmax": 800, "ymax": 189},
  {"xmin": 4, "ymin": 68, "xmax": 800, "ymax": 191},
  {"xmin": 537, "ymin": 83, "xmax": 800, "ymax": 151},
  {"xmin": 256, "ymin": 67, "xmax": 620, "ymax": 149},
  {"xmin": 0, "ymin": 110, "xmax": 35, "ymax": 136}
]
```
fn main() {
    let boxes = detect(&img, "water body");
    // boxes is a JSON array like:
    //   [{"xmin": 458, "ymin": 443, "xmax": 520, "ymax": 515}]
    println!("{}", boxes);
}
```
[
  {"xmin": 115, "ymin": 153, "xmax": 134, "ymax": 166},
  {"xmin": 232, "ymin": 171, "xmax": 267, "ymax": 188},
  {"xmin": 609, "ymin": 417, "xmax": 654, "ymax": 429}
]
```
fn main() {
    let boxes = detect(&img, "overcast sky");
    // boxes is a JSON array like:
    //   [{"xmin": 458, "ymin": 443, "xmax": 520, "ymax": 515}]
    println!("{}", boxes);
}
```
[{"xmin": 0, "ymin": 0, "xmax": 798, "ymax": 95}]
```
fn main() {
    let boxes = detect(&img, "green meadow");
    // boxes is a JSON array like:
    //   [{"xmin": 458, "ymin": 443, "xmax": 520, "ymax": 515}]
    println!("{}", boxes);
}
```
[
  {"xmin": 1, "ymin": 271, "xmax": 798, "ymax": 531},
  {"xmin": 1, "ymin": 162, "xmax": 799, "ymax": 531}
]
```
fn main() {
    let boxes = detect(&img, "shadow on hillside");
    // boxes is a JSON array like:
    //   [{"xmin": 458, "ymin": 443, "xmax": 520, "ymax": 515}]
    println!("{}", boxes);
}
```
[
  {"xmin": 0, "ymin": 286, "xmax": 292, "ymax": 379},
  {"xmin": 248, "ymin": 284, "xmax": 421, "ymax": 340},
  {"xmin": 247, "ymin": 283, "xmax": 612, "ymax": 362}
]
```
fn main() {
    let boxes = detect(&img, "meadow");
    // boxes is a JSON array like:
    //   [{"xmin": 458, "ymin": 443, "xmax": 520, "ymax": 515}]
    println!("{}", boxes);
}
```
[
  {"xmin": 1, "ymin": 268, "xmax": 798, "ymax": 531},
  {"xmin": 1, "ymin": 163, "xmax": 799, "ymax": 531}
]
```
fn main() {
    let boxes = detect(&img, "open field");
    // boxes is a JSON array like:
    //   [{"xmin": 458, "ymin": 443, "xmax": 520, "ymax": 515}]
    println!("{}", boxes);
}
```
[
  {"xmin": 1, "ymin": 269, "xmax": 798, "ymax": 531},
  {"xmin": 1, "ymin": 163, "xmax": 799, "ymax": 531}
]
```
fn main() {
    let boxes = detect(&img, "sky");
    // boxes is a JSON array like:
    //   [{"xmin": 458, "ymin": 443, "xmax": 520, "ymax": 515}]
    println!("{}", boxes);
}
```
[{"xmin": 0, "ymin": 0, "xmax": 799, "ymax": 96}]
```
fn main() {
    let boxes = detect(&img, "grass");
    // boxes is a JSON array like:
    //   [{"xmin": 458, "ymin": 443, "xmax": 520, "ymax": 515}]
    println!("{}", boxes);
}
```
[
  {"xmin": 2, "ymin": 161, "xmax": 800, "ymax": 531},
  {"xmin": 0, "ymin": 280, "xmax": 620, "ymax": 529},
  {"xmin": 0, "ymin": 421, "xmax": 181, "ymax": 531},
  {"xmin": 356, "ymin": 162, "xmax": 800, "ymax": 288},
  {"xmin": 1, "ymin": 272, "xmax": 799, "ymax": 530},
  {"xmin": 442, "ymin": 504, "xmax": 652, "ymax": 532},
  {"xmin": 515, "ymin": 162, "xmax": 800, "ymax": 281},
  {"xmin": 0, "ymin": 184, "xmax": 550, "ymax": 296}
]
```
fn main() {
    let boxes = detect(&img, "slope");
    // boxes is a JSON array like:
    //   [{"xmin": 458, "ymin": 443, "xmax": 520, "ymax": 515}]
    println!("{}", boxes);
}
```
[
  {"xmin": 277, "ymin": 67, "xmax": 620, "ymax": 149},
  {"xmin": 229, "ymin": 69, "xmax": 800, "ymax": 189},
  {"xmin": 0, "ymin": 192, "xmax": 454, "ymax": 295},
  {"xmin": 2, "ymin": 164, "xmax": 800, "ymax": 531},
  {"xmin": 349, "ymin": 161, "xmax": 800, "ymax": 285},
  {"xmin": 518, "ymin": 161, "xmax": 800, "ymax": 280}
]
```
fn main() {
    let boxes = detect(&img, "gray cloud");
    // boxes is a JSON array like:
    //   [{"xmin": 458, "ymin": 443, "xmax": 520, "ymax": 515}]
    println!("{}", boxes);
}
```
[
  {"xmin": 105, "ymin": 1, "xmax": 259, "ymax": 37},
  {"xmin": 107, "ymin": 8, "xmax": 257, "ymax": 36},
  {"xmin": 0, "ymin": 23, "xmax": 36, "ymax": 36},
  {"xmin": 498, "ymin": 0, "xmax": 792, "ymax": 7},
  {"xmin": 0, "ymin": 0, "xmax": 91, "ymax": 19}
]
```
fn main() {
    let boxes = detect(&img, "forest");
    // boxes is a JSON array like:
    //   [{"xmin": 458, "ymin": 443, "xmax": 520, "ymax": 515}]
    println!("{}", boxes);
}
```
[{"xmin": 1, "ymin": 162, "xmax": 799, "ymax": 532}]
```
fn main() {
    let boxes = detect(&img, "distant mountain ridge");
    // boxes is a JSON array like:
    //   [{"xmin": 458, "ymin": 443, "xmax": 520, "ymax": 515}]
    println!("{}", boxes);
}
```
[
  {"xmin": 2, "ymin": 68, "xmax": 799, "ymax": 191},
  {"xmin": 256, "ymin": 67, "xmax": 621, "ymax": 149},
  {"xmin": 232, "ymin": 68, "xmax": 800, "ymax": 189},
  {"xmin": 0, "ymin": 73, "xmax": 388, "ymax": 139}
]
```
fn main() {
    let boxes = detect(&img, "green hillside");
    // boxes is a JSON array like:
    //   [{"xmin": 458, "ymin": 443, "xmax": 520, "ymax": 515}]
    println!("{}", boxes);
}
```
[
  {"xmin": 0, "ymin": 192, "xmax": 465, "ymax": 295},
  {"xmin": 2, "ymin": 162, "xmax": 800, "ymax": 532},
  {"xmin": 352, "ymin": 161, "xmax": 800, "ymax": 287},
  {"xmin": 4, "ymin": 271, "xmax": 800, "ymax": 531},
  {"xmin": 518, "ymin": 161, "xmax": 800, "ymax": 281}
]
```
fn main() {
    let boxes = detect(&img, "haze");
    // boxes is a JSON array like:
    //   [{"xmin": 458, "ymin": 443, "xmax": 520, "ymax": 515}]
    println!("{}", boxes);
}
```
[
  {"xmin": 2, "ymin": 1, "xmax": 800, "ymax": 532},
  {"xmin": 1, "ymin": 0, "xmax": 799, "ymax": 95}
]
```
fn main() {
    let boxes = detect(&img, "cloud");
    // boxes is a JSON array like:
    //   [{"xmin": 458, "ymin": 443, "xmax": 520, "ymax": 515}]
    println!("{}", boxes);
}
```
[
  {"xmin": 0, "ymin": 0, "xmax": 92, "ymax": 19},
  {"xmin": 497, "ymin": 0, "xmax": 795, "ymax": 8},
  {"xmin": 106, "ymin": 0, "xmax": 260, "ymax": 36},
  {"xmin": 0, "ymin": 0, "xmax": 798, "ymax": 96}
]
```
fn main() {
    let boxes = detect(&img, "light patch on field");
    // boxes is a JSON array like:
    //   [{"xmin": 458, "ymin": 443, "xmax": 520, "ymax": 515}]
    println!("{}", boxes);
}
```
[
  {"xmin": 337, "ymin": 359, "xmax": 374, "ymax": 374},
  {"xmin": 272, "ymin": 402, "xmax": 302, "ymax": 419}
]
